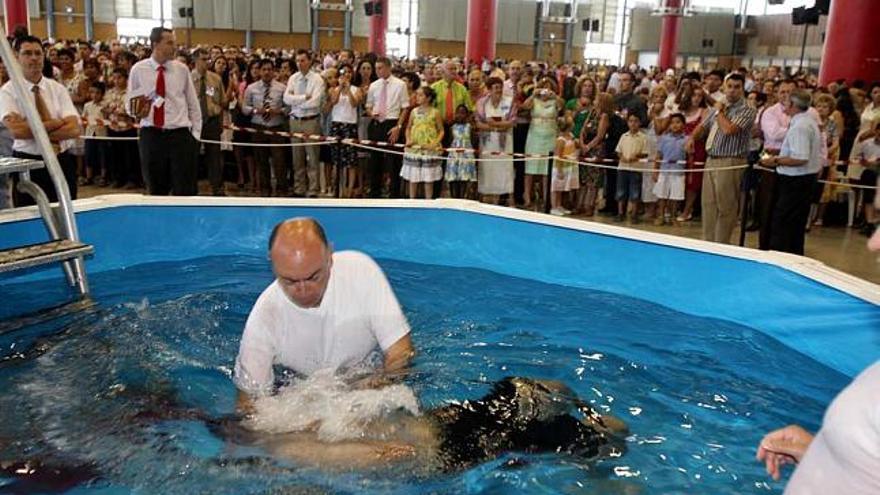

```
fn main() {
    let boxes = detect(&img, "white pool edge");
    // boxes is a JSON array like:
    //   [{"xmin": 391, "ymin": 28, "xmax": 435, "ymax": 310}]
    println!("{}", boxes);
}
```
[{"xmin": 2, "ymin": 194, "xmax": 878, "ymax": 306}]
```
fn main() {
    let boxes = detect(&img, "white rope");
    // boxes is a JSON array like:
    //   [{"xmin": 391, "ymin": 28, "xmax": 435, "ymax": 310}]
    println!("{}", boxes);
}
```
[
  {"xmin": 554, "ymin": 155, "xmax": 749, "ymax": 173},
  {"xmin": 78, "ymin": 134, "xmax": 333, "ymax": 147}
]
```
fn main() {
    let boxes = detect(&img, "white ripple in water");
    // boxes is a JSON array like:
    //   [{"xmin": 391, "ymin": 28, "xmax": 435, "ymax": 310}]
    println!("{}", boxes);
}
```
[{"xmin": 244, "ymin": 369, "xmax": 421, "ymax": 442}]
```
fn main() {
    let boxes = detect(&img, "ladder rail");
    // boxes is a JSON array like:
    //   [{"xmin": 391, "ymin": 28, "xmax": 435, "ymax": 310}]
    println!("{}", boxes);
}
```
[
  {"xmin": 15, "ymin": 172, "xmax": 77, "ymax": 286},
  {"xmin": 0, "ymin": 31, "xmax": 90, "ymax": 294}
]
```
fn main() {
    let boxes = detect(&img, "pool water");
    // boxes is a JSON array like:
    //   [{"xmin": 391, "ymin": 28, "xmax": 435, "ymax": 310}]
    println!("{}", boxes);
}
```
[{"xmin": 0, "ymin": 255, "xmax": 849, "ymax": 494}]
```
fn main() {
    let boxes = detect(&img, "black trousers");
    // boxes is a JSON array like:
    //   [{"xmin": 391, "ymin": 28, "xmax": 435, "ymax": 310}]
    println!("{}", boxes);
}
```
[
  {"xmin": 138, "ymin": 127, "xmax": 199, "ymax": 196},
  {"xmin": 756, "ymin": 169, "xmax": 778, "ymax": 250},
  {"xmin": 12, "ymin": 150, "xmax": 77, "ymax": 206},
  {"xmin": 201, "ymin": 116, "xmax": 224, "ymax": 194},
  {"xmin": 769, "ymin": 173, "xmax": 817, "ymax": 255},
  {"xmin": 511, "ymin": 122, "xmax": 529, "ymax": 204},
  {"xmin": 252, "ymin": 124, "xmax": 289, "ymax": 196},
  {"xmin": 367, "ymin": 119, "xmax": 402, "ymax": 198},
  {"xmin": 108, "ymin": 128, "xmax": 141, "ymax": 187}
]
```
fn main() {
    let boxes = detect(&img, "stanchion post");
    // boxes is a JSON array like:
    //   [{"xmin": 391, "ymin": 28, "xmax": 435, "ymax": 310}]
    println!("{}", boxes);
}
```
[
  {"xmin": 543, "ymin": 151, "xmax": 554, "ymax": 214},
  {"xmin": 738, "ymin": 161, "xmax": 754, "ymax": 247}
]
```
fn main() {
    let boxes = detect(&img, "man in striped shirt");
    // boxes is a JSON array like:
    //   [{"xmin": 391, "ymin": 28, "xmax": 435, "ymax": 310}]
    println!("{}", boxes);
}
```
[{"xmin": 688, "ymin": 73, "xmax": 757, "ymax": 244}]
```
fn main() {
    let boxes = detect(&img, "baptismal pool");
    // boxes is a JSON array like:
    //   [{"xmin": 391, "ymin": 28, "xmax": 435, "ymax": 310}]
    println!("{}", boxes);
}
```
[{"xmin": 0, "ymin": 196, "xmax": 878, "ymax": 494}]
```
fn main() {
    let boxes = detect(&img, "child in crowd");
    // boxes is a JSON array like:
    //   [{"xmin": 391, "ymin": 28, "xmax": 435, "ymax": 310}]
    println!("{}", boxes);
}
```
[
  {"xmin": 653, "ymin": 113, "xmax": 688, "ymax": 225},
  {"xmin": 82, "ymin": 80, "xmax": 107, "ymax": 186},
  {"xmin": 401, "ymin": 86, "xmax": 444, "ymax": 199},
  {"xmin": 550, "ymin": 116, "xmax": 580, "ymax": 216},
  {"xmin": 615, "ymin": 113, "xmax": 649, "ymax": 222},
  {"xmin": 445, "ymin": 104, "xmax": 477, "ymax": 199}
]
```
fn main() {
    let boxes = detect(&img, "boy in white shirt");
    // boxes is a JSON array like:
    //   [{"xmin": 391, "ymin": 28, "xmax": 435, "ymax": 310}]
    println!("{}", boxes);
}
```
[
  {"xmin": 82, "ymin": 81, "xmax": 107, "ymax": 186},
  {"xmin": 615, "ymin": 113, "xmax": 649, "ymax": 223}
]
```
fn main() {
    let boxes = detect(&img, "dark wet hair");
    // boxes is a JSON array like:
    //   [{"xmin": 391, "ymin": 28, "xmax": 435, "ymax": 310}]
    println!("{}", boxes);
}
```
[
  {"xmin": 268, "ymin": 219, "xmax": 328, "ymax": 251},
  {"xmin": 429, "ymin": 377, "xmax": 620, "ymax": 472}
]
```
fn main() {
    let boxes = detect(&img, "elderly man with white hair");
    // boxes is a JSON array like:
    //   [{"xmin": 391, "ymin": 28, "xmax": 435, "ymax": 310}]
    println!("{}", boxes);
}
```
[{"xmin": 759, "ymin": 88, "xmax": 823, "ymax": 255}]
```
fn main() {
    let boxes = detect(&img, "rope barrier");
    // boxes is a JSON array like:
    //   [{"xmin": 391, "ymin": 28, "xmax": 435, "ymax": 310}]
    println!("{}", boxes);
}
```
[{"xmin": 73, "ymin": 118, "xmax": 880, "ymax": 188}]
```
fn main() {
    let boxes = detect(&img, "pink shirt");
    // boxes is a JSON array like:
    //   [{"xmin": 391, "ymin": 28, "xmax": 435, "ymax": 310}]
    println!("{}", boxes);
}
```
[{"xmin": 761, "ymin": 102, "xmax": 791, "ymax": 152}]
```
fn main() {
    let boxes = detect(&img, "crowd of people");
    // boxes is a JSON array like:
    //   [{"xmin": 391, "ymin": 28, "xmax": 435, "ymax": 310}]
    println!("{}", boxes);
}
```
[{"xmin": 0, "ymin": 28, "xmax": 879, "ymax": 253}]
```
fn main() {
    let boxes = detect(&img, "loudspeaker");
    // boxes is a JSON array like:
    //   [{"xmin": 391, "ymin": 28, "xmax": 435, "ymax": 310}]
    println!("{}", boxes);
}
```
[
  {"xmin": 592, "ymin": 19, "xmax": 600, "ymax": 32},
  {"xmin": 815, "ymin": 0, "xmax": 830, "ymax": 15},
  {"xmin": 582, "ymin": 18, "xmax": 589, "ymax": 31},
  {"xmin": 373, "ymin": 1, "xmax": 383, "ymax": 16},
  {"xmin": 364, "ymin": 2, "xmax": 373, "ymax": 16},
  {"xmin": 793, "ymin": 6, "xmax": 820, "ymax": 25}
]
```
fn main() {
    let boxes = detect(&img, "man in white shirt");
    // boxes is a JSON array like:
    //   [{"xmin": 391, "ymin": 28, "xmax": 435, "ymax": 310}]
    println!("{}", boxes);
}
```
[
  {"xmin": 759, "ymin": 89, "xmax": 822, "ymax": 255},
  {"xmin": 126, "ymin": 27, "xmax": 202, "ymax": 196},
  {"xmin": 0, "ymin": 35, "xmax": 81, "ymax": 206},
  {"xmin": 365, "ymin": 57, "xmax": 409, "ymax": 198},
  {"xmin": 234, "ymin": 218, "xmax": 415, "ymax": 412},
  {"xmin": 284, "ymin": 49, "xmax": 325, "ymax": 198}
]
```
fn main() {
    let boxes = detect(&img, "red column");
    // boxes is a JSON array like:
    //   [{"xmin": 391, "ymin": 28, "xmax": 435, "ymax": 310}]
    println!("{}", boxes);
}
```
[
  {"xmin": 658, "ymin": 0, "xmax": 682, "ymax": 70},
  {"xmin": 4, "ymin": 0, "xmax": 29, "ymax": 35},
  {"xmin": 819, "ymin": 0, "xmax": 880, "ymax": 85},
  {"xmin": 465, "ymin": 0, "xmax": 497, "ymax": 66},
  {"xmin": 368, "ymin": 0, "xmax": 388, "ymax": 56}
]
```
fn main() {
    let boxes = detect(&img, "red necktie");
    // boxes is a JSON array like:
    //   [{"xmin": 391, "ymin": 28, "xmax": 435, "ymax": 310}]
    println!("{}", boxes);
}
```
[
  {"xmin": 445, "ymin": 85, "xmax": 454, "ymax": 123},
  {"xmin": 154, "ymin": 65, "xmax": 165, "ymax": 128}
]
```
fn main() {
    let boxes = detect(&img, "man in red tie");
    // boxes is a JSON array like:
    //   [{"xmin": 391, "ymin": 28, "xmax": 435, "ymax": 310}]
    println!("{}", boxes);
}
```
[{"xmin": 127, "ymin": 27, "xmax": 202, "ymax": 196}]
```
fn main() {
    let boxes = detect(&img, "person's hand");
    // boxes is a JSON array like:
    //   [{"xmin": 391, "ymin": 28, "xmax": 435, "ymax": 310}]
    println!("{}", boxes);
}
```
[
  {"xmin": 756, "ymin": 425, "xmax": 814, "ymax": 481},
  {"xmin": 714, "ymin": 100, "xmax": 727, "ymax": 113},
  {"xmin": 760, "ymin": 156, "xmax": 778, "ymax": 168},
  {"xmin": 685, "ymin": 137, "xmax": 695, "ymax": 154},
  {"xmin": 388, "ymin": 125, "xmax": 401, "ymax": 145}
]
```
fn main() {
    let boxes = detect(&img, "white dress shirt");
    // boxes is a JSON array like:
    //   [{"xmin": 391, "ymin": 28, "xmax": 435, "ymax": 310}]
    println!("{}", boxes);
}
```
[
  {"xmin": 0, "ymin": 77, "xmax": 80, "ymax": 155},
  {"xmin": 284, "ymin": 70, "xmax": 325, "ymax": 118},
  {"xmin": 126, "ymin": 57, "xmax": 202, "ymax": 139},
  {"xmin": 366, "ymin": 75, "xmax": 409, "ymax": 122}
]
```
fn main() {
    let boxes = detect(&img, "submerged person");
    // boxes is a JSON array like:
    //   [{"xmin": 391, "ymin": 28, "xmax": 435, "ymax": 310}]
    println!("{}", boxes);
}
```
[
  {"xmin": 248, "ymin": 376, "xmax": 628, "ymax": 471},
  {"xmin": 233, "ymin": 218, "xmax": 415, "ymax": 412},
  {"xmin": 1, "ymin": 376, "xmax": 628, "ymax": 491}
]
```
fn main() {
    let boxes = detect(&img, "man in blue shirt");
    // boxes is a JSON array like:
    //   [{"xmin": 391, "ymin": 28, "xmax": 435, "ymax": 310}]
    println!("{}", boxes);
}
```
[{"xmin": 759, "ymin": 89, "xmax": 822, "ymax": 255}]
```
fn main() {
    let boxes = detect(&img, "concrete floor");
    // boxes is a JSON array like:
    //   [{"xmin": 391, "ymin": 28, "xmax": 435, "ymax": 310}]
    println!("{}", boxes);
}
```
[{"xmin": 76, "ymin": 182, "xmax": 880, "ymax": 285}]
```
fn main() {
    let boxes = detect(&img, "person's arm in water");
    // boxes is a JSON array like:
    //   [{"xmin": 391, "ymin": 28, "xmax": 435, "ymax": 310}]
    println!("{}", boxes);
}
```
[
  {"xmin": 236, "ymin": 391, "xmax": 256, "ymax": 416},
  {"xmin": 756, "ymin": 424, "xmax": 814, "ymax": 481},
  {"xmin": 383, "ymin": 334, "xmax": 415, "ymax": 373}
]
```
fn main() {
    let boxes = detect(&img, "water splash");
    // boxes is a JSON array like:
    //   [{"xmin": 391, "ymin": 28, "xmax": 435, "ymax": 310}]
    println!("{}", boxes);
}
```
[{"xmin": 244, "ymin": 369, "xmax": 421, "ymax": 442}]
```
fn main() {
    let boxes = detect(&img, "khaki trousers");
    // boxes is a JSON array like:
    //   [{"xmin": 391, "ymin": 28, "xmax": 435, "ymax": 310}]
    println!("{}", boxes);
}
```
[
  {"xmin": 290, "ymin": 117, "xmax": 322, "ymax": 196},
  {"xmin": 701, "ymin": 156, "xmax": 746, "ymax": 244}
]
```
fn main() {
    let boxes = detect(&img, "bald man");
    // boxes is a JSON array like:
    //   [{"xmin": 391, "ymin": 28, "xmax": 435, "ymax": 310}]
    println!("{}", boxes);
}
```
[{"xmin": 233, "ymin": 218, "xmax": 414, "ymax": 411}]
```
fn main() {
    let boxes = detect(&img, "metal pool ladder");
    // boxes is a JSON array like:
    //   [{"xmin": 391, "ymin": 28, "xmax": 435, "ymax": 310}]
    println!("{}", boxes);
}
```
[{"xmin": 0, "ymin": 34, "xmax": 92, "ymax": 296}]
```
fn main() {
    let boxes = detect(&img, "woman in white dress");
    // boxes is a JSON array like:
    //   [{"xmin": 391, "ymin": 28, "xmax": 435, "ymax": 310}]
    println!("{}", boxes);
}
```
[{"xmin": 474, "ymin": 77, "xmax": 518, "ymax": 205}]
